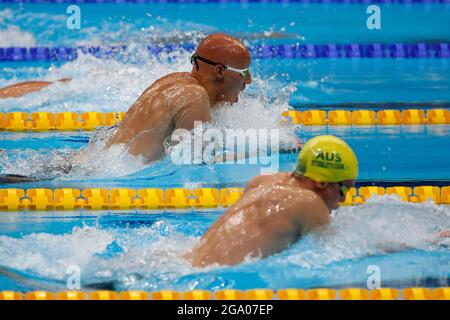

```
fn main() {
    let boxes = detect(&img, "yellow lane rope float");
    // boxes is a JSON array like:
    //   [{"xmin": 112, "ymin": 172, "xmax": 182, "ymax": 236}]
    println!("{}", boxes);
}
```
[
  {"xmin": 0, "ymin": 186, "xmax": 448, "ymax": 211},
  {"xmin": 1, "ymin": 287, "xmax": 449, "ymax": 300},
  {"xmin": 282, "ymin": 109, "xmax": 450, "ymax": 125},
  {"xmin": 0, "ymin": 109, "xmax": 449, "ymax": 132}
]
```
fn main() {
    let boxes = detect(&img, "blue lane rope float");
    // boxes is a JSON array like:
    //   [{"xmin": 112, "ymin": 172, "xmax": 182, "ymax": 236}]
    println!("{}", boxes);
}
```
[
  {"xmin": 0, "ymin": 0, "xmax": 448, "ymax": 4},
  {"xmin": 1, "ymin": 43, "xmax": 449, "ymax": 62}
]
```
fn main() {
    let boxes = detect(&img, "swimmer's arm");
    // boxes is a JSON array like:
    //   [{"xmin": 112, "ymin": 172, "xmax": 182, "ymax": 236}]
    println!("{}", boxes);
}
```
[
  {"xmin": 214, "ymin": 151, "xmax": 247, "ymax": 163},
  {"xmin": 0, "ymin": 78, "xmax": 71, "ymax": 99},
  {"xmin": 216, "ymin": 134, "xmax": 302, "ymax": 162},
  {"xmin": 380, "ymin": 230, "xmax": 450, "ymax": 254},
  {"xmin": 439, "ymin": 230, "xmax": 450, "ymax": 238},
  {"xmin": 420, "ymin": 231, "xmax": 450, "ymax": 247},
  {"xmin": 216, "ymin": 136, "xmax": 302, "ymax": 161}
]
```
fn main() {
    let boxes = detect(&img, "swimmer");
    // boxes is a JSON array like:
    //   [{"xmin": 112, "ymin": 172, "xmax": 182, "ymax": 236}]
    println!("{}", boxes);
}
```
[
  {"xmin": 188, "ymin": 135, "xmax": 450, "ymax": 267},
  {"xmin": 105, "ymin": 33, "xmax": 253, "ymax": 161},
  {"xmin": 188, "ymin": 135, "xmax": 358, "ymax": 267},
  {"xmin": 0, "ymin": 34, "xmax": 254, "ymax": 162}
]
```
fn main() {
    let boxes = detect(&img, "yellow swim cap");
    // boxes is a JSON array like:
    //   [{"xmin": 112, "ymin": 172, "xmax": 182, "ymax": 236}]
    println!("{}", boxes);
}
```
[{"xmin": 295, "ymin": 135, "xmax": 358, "ymax": 183}]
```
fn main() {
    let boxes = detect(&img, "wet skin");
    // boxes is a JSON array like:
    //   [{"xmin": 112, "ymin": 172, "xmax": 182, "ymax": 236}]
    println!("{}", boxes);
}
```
[
  {"xmin": 0, "ymin": 34, "xmax": 252, "ymax": 162},
  {"xmin": 106, "ymin": 33, "xmax": 252, "ymax": 161},
  {"xmin": 188, "ymin": 172, "xmax": 355, "ymax": 267}
]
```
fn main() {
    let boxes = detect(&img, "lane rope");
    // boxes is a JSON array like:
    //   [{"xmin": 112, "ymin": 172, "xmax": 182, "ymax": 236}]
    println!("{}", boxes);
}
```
[
  {"xmin": 1, "ymin": 43, "xmax": 450, "ymax": 61},
  {"xmin": 0, "ymin": 185, "xmax": 448, "ymax": 211},
  {"xmin": 0, "ymin": 109, "xmax": 449, "ymax": 131},
  {"xmin": 1, "ymin": 288, "xmax": 449, "ymax": 300}
]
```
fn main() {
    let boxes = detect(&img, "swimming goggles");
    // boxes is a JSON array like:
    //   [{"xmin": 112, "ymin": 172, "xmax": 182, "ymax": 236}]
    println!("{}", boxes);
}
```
[
  {"xmin": 338, "ymin": 182, "xmax": 351, "ymax": 197},
  {"xmin": 191, "ymin": 53, "xmax": 250, "ymax": 79}
]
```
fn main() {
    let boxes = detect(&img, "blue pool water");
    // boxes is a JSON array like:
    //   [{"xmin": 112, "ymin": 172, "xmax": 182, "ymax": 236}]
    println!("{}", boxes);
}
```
[
  {"xmin": 0, "ymin": 2, "xmax": 450, "ymax": 291},
  {"xmin": 1, "ymin": 58, "xmax": 450, "ymax": 110},
  {"xmin": 1, "ymin": 126, "xmax": 450, "ymax": 189},
  {"xmin": 1, "ymin": 200, "xmax": 450, "ymax": 291},
  {"xmin": 1, "ymin": 3, "xmax": 450, "ymax": 46}
]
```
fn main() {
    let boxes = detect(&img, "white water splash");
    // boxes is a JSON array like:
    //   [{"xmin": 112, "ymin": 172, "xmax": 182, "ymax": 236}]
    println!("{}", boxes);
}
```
[
  {"xmin": 0, "ymin": 44, "xmax": 299, "ymax": 179},
  {"xmin": 0, "ymin": 127, "xmax": 148, "ymax": 180},
  {"xmin": 0, "ymin": 226, "xmax": 114, "ymax": 279},
  {"xmin": 0, "ymin": 50, "xmax": 190, "ymax": 113},
  {"xmin": 0, "ymin": 222, "xmax": 200, "ymax": 289},
  {"xmin": 0, "ymin": 26, "xmax": 36, "ymax": 47},
  {"xmin": 0, "ymin": 197, "xmax": 448, "ymax": 290},
  {"xmin": 274, "ymin": 195, "xmax": 450, "ymax": 269}
]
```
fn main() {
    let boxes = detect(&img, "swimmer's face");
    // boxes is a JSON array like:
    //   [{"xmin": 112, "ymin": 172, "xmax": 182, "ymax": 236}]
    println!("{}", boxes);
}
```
[
  {"xmin": 192, "ymin": 35, "xmax": 252, "ymax": 105},
  {"xmin": 219, "ymin": 54, "xmax": 252, "ymax": 104},
  {"xmin": 333, "ymin": 180, "xmax": 355, "ymax": 210},
  {"xmin": 192, "ymin": 50, "xmax": 251, "ymax": 105},
  {"xmin": 318, "ymin": 179, "xmax": 355, "ymax": 211}
]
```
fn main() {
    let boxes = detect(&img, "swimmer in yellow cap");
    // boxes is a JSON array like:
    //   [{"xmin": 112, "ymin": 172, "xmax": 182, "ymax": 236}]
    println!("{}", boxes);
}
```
[{"xmin": 188, "ymin": 135, "xmax": 358, "ymax": 267}]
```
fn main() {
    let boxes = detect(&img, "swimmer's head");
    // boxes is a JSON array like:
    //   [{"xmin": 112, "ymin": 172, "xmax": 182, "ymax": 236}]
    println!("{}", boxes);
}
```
[
  {"xmin": 294, "ymin": 135, "xmax": 358, "ymax": 210},
  {"xmin": 191, "ymin": 33, "xmax": 252, "ymax": 105}
]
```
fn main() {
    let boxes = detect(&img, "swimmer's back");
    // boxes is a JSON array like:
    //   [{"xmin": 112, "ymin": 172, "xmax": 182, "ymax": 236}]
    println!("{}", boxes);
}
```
[
  {"xmin": 107, "ymin": 72, "xmax": 211, "ymax": 160},
  {"xmin": 232, "ymin": 173, "xmax": 329, "ymax": 232},
  {"xmin": 110, "ymin": 72, "xmax": 200, "ymax": 141},
  {"xmin": 190, "ymin": 173, "xmax": 329, "ymax": 266}
]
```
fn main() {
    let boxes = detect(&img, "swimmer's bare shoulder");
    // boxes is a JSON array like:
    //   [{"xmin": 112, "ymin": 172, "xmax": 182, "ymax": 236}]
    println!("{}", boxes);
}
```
[
  {"xmin": 280, "ymin": 187, "xmax": 330, "ymax": 235},
  {"xmin": 245, "ymin": 172, "xmax": 291, "ymax": 190},
  {"xmin": 245, "ymin": 172, "xmax": 329, "ymax": 232},
  {"xmin": 172, "ymin": 77, "xmax": 211, "ymax": 131},
  {"xmin": 258, "ymin": 173, "xmax": 329, "ymax": 232},
  {"xmin": 245, "ymin": 173, "xmax": 273, "ymax": 190}
]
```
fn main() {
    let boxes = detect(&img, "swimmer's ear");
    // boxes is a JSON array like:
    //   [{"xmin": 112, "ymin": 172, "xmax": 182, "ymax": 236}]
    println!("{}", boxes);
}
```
[
  {"xmin": 315, "ymin": 181, "xmax": 329, "ymax": 189},
  {"xmin": 214, "ymin": 65, "xmax": 225, "ymax": 80}
]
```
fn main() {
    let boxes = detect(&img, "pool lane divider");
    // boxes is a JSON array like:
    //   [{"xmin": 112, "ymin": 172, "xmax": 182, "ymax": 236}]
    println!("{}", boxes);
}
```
[
  {"xmin": 0, "ymin": 186, "xmax": 449, "ymax": 211},
  {"xmin": 1, "ymin": 43, "xmax": 450, "ymax": 61},
  {"xmin": 0, "ymin": 109, "xmax": 449, "ymax": 132},
  {"xmin": 283, "ymin": 109, "xmax": 450, "ymax": 125},
  {"xmin": 293, "ymin": 102, "xmax": 450, "ymax": 111},
  {"xmin": 1, "ymin": 287, "xmax": 450, "ymax": 300}
]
